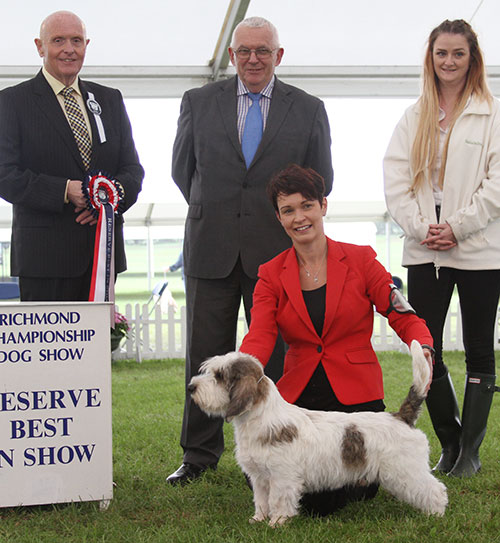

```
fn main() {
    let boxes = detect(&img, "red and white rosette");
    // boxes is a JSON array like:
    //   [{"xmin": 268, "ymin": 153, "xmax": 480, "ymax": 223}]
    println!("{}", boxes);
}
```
[
  {"xmin": 83, "ymin": 173, "xmax": 124, "ymax": 326},
  {"xmin": 85, "ymin": 173, "xmax": 124, "ymax": 219}
]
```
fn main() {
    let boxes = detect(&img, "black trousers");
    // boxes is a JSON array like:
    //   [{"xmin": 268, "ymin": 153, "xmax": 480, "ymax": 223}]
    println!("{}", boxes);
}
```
[
  {"xmin": 19, "ymin": 264, "xmax": 94, "ymax": 302},
  {"xmin": 181, "ymin": 257, "xmax": 285, "ymax": 467},
  {"xmin": 407, "ymin": 264, "xmax": 500, "ymax": 377}
]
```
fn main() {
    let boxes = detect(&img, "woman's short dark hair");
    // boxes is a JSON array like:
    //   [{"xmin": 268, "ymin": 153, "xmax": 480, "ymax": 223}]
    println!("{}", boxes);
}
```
[{"xmin": 267, "ymin": 164, "xmax": 325, "ymax": 213}]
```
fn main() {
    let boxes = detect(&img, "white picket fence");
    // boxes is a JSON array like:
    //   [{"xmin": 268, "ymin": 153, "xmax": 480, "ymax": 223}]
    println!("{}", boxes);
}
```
[{"xmin": 112, "ymin": 302, "xmax": 500, "ymax": 361}]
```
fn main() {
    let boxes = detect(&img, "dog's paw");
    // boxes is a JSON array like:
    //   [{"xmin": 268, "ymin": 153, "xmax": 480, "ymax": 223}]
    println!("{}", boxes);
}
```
[
  {"xmin": 428, "ymin": 481, "xmax": 448, "ymax": 516},
  {"xmin": 249, "ymin": 512, "xmax": 267, "ymax": 524},
  {"xmin": 269, "ymin": 514, "xmax": 291, "ymax": 527}
]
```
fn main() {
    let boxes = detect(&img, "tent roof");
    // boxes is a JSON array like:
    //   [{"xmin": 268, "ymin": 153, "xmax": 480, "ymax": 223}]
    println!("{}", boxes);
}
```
[
  {"xmin": 0, "ymin": 0, "xmax": 498, "ymax": 231},
  {"xmin": 1, "ymin": 0, "xmax": 499, "ymax": 98},
  {"xmin": 1, "ymin": 1, "xmax": 498, "ymax": 66}
]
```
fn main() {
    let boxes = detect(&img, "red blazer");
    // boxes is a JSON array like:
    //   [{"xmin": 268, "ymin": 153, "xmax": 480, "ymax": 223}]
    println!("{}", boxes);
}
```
[{"xmin": 240, "ymin": 238, "xmax": 433, "ymax": 405}]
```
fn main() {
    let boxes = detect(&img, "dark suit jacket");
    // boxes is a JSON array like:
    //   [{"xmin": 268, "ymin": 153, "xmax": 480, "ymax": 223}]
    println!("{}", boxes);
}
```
[
  {"xmin": 240, "ymin": 238, "xmax": 433, "ymax": 405},
  {"xmin": 172, "ymin": 76, "xmax": 333, "ymax": 280},
  {"xmin": 0, "ymin": 70, "xmax": 144, "ymax": 277}
]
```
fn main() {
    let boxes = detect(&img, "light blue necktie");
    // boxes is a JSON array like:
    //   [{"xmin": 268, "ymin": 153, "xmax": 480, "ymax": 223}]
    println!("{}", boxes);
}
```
[{"xmin": 242, "ymin": 92, "xmax": 263, "ymax": 167}]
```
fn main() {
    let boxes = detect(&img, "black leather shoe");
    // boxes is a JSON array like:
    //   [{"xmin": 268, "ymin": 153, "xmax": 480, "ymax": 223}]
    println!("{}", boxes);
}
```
[{"xmin": 166, "ymin": 462, "xmax": 215, "ymax": 486}]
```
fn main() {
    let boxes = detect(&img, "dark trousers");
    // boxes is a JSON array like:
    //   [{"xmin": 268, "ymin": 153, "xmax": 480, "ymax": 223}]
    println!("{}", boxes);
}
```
[
  {"xmin": 407, "ymin": 264, "xmax": 500, "ymax": 377},
  {"xmin": 181, "ymin": 257, "xmax": 285, "ymax": 467},
  {"xmin": 19, "ymin": 264, "xmax": 94, "ymax": 302}
]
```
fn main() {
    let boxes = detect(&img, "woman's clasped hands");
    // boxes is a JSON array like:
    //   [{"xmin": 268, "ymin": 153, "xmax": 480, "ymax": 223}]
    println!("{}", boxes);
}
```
[{"xmin": 421, "ymin": 223, "xmax": 457, "ymax": 251}]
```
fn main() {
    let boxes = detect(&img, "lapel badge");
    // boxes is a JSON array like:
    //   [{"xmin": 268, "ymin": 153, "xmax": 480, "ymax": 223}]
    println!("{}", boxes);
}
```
[{"xmin": 87, "ymin": 98, "xmax": 102, "ymax": 115}]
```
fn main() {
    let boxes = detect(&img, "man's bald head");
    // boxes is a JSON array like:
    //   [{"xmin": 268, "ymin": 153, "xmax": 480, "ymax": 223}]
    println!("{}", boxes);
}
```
[{"xmin": 35, "ymin": 11, "xmax": 89, "ymax": 86}]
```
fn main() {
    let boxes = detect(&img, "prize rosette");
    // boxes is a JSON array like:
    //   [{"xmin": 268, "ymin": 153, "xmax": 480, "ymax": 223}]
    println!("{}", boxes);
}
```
[
  {"xmin": 83, "ymin": 173, "xmax": 123, "ymax": 321},
  {"xmin": 83, "ymin": 172, "xmax": 124, "ymax": 218}
]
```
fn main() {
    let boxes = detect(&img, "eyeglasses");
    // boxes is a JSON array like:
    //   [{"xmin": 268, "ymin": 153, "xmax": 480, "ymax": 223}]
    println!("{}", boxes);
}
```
[{"xmin": 234, "ymin": 47, "xmax": 276, "ymax": 60}]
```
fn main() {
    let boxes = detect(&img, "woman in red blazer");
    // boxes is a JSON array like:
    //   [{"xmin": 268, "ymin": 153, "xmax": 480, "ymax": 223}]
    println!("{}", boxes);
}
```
[{"xmin": 239, "ymin": 164, "xmax": 434, "ymax": 515}]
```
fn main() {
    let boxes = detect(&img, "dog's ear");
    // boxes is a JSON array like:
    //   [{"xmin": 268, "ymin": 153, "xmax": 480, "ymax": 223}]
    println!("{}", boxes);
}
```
[{"xmin": 226, "ymin": 375, "xmax": 257, "ymax": 422}]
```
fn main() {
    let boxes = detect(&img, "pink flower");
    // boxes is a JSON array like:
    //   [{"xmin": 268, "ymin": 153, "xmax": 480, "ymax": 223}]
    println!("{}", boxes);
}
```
[{"xmin": 114, "ymin": 309, "xmax": 130, "ymax": 337}]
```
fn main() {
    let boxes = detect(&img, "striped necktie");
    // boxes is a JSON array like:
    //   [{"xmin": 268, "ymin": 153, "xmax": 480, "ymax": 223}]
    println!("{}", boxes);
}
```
[
  {"xmin": 242, "ymin": 92, "xmax": 263, "ymax": 167},
  {"xmin": 61, "ymin": 87, "xmax": 92, "ymax": 170}
]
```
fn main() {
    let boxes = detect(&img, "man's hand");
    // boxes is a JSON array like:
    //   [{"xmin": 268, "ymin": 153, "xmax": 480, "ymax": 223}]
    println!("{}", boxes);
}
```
[
  {"xmin": 74, "ymin": 207, "xmax": 97, "ymax": 226},
  {"xmin": 67, "ymin": 180, "xmax": 97, "ymax": 226},
  {"xmin": 67, "ymin": 180, "xmax": 87, "ymax": 209}
]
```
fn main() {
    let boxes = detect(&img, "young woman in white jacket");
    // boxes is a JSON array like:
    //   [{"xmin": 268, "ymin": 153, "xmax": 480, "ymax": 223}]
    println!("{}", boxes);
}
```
[{"xmin": 384, "ymin": 19, "xmax": 500, "ymax": 477}]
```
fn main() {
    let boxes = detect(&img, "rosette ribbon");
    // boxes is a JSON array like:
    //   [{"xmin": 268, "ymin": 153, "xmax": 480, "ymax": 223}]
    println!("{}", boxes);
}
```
[{"xmin": 83, "ymin": 173, "xmax": 124, "ymax": 324}]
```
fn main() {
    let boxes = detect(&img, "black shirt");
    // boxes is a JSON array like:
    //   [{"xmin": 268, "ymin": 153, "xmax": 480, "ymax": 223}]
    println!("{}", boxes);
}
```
[{"xmin": 295, "ymin": 284, "xmax": 384, "ymax": 413}]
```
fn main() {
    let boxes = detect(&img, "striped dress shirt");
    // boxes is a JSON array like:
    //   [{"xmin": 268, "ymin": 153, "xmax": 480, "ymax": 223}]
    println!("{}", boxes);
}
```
[{"xmin": 236, "ymin": 76, "xmax": 275, "ymax": 143}]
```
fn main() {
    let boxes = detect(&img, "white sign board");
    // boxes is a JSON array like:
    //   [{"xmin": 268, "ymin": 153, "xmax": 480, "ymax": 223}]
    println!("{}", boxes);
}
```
[{"xmin": 0, "ymin": 302, "xmax": 113, "ymax": 508}]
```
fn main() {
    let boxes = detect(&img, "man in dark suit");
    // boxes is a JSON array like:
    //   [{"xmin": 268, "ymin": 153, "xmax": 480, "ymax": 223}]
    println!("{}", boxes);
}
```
[
  {"xmin": 0, "ymin": 11, "xmax": 143, "ymax": 301},
  {"xmin": 168, "ymin": 16, "xmax": 333, "ymax": 485}
]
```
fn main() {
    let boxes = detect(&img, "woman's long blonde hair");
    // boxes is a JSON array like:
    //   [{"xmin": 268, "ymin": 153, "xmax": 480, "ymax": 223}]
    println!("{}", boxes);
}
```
[{"xmin": 410, "ymin": 19, "xmax": 492, "ymax": 192}]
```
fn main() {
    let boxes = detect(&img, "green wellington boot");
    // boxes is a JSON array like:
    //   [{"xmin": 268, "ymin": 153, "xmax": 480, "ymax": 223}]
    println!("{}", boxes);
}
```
[
  {"xmin": 425, "ymin": 370, "xmax": 461, "ymax": 473},
  {"xmin": 448, "ymin": 372, "xmax": 497, "ymax": 477}
]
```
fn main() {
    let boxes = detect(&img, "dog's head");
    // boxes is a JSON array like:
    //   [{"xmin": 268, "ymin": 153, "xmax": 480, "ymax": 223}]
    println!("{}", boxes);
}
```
[{"xmin": 188, "ymin": 352, "xmax": 268, "ymax": 422}]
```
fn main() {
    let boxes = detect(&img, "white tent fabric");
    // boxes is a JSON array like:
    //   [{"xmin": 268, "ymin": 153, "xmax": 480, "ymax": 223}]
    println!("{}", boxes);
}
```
[
  {"xmin": 0, "ymin": 0, "xmax": 498, "ymax": 231},
  {"xmin": 1, "ymin": 0, "xmax": 498, "ymax": 67}
]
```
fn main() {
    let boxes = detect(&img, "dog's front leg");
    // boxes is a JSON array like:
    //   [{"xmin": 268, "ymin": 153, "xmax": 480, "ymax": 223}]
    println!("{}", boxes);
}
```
[
  {"xmin": 267, "ymin": 480, "xmax": 301, "ymax": 527},
  {"xmin": 249, "ymin": 476, "xmax": 270, "ymax": 523}
]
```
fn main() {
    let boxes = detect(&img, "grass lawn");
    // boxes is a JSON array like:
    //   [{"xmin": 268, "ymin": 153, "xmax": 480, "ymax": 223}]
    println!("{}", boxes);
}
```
[
  {"xmin": 1, "ymin": 351, "xmax": 499, "ymax": 542},
  {"xmin": 115, "ymin": 240, "xmax": 186, "ymax": 310}
]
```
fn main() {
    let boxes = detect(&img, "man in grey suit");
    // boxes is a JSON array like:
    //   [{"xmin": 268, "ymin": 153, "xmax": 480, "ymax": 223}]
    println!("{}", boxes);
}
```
[
  {"xmin": 0, "ymin": 11, "xmax": 143, "ymax": 301},
  {"xmin": 168, "ymin": 16, "xmax": 333, "ymax": 485}
]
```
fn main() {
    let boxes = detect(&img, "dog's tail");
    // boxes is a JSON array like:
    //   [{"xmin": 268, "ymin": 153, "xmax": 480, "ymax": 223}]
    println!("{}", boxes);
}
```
[{"xmin": 393, "ymin": 340, "xmax": 431, "ymax": 427}]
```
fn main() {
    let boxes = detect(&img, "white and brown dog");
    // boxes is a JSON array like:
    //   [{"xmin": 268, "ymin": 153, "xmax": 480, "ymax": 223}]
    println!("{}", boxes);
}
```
[{"xmin": 188, "ymin": 341, "xmax": 447, "ymax": 526}]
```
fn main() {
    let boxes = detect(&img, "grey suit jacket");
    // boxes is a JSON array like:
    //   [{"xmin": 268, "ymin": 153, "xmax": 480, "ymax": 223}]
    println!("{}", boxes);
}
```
[
  {"xmin": 172, "ymin": 76, "xmax": 333, "ymax": 280},
  {"xmin": 0, "ymin": 70, "xmax": 144, "ymax": 277}
]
